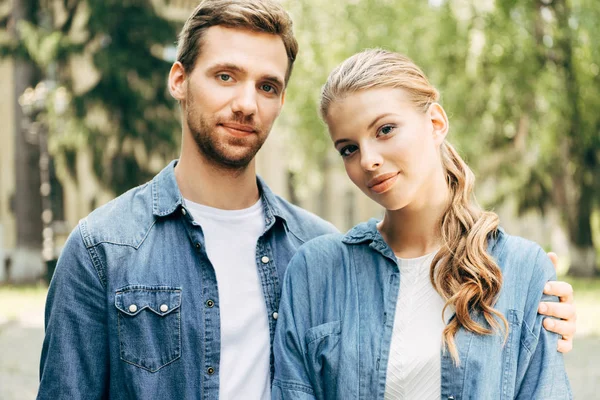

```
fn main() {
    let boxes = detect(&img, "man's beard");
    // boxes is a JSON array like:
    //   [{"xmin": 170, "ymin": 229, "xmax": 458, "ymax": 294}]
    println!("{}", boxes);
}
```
[{"xmin": 186, "ymin": 107, "xmax": 267, "ymax": 171}]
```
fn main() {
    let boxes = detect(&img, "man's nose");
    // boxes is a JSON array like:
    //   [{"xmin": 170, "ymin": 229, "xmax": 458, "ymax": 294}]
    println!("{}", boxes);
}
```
[{"xmin": 231, "ymin": 83, "xmax": 258, "ymax": 117}]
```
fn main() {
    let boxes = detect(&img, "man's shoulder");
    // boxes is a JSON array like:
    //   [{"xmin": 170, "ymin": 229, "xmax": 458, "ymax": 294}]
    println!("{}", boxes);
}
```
[
  {"xmin": 79, "ymin": 182, "xmax": 156, "ymax": 248},
  {"xmin": 270, "ymin": 194, "xmax": 339, "ymax": 243}
]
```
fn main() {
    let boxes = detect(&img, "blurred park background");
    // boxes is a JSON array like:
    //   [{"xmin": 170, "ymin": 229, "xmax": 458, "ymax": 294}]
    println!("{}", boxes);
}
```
[{"xmin": 0, "ymin": 0, "xmax": 598, "ymax": 398}]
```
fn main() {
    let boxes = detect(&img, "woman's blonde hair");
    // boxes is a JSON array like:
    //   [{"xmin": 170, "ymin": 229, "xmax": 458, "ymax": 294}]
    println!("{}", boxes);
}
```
[{"xmin": 320, "ymin": 49, "xmax": 507, "ymax": 363}]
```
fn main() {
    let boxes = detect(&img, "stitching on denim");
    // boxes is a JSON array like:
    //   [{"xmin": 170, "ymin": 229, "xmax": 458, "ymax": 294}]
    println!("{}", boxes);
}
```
[
  {"xmin": 305, "ymin": 321, "xmax": 342, "ymax": 345},
  {"xmin": 80, "ymin": 222, "xmax": 107, "ymax": 289},
  {"xmin": 520, "ymin": 318, "xmax": 537, "ymax": 356},
  {"xmin": 272, "ymin": 380, "xmax": 315, "ymax": 395},
  {"xmin": 502, "ymin": 310, "xmax": 518, "ymax": 398}
]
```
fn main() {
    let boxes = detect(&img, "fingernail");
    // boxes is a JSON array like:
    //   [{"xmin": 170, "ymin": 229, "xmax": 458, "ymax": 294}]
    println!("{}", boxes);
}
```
[
  {"xmin": 539, "ymin": 303, "xmax": 548, "ymax": 313},
  {"xmin": 544, "ymin": 283, "xmax": 551, "ymax": 292}
]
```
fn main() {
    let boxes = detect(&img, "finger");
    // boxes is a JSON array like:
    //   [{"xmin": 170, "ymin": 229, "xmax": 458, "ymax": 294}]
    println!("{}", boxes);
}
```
[
  {"xmin": 547, "ymin": 252, "xmax": 559, "ymax": 271},
  {"xmin": 543, "ymin": 281, "xmax": 574, "ymax": 303},
  {"xmin": 557, "ymin": 338, "xmax": 573, "ymax": 354},
  {"xmin": 542, "ymin": 318, "xmax": 576, "ymax": 338},
  {"xmin": 538, "ymin": 302, "xmax": 576, "ymax": 321}
]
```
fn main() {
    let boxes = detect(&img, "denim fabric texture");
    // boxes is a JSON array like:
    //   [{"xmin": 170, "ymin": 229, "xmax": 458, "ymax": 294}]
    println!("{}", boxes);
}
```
[
  {"xmin": 272, "ymin": 219, "xmax": 572, "ymax": 400},
  {"xmin": 37, "ymin": 160, "xmax": 337, "ymax": 399}
]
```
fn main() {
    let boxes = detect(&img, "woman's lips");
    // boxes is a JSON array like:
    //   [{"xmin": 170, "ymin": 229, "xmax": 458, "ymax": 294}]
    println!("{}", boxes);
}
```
[{"xmin": 367, "ymin": 172, "xmax": 399, "ymax": 194}]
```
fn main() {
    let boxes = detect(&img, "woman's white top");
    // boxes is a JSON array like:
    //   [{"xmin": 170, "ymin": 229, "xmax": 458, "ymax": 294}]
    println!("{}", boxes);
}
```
[{"xmin": 384, "ymin": 250, "xmax": 449, "ymax": 400}]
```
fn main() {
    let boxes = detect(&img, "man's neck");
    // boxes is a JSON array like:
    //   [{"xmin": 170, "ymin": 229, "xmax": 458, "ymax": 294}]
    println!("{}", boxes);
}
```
[{"xmin": 175, "ymin": 149, "xmax": 260, "ymax": 211}]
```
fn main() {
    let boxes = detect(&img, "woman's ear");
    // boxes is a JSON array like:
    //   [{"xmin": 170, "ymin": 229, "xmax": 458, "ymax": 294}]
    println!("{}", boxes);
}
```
[
  {"xmin": 168, "ymin": 61, "xmax": 187, "ymax": 103},
  {"xmin": 428, "ymin": 102, "xmax": 449, "ymax": 145}
]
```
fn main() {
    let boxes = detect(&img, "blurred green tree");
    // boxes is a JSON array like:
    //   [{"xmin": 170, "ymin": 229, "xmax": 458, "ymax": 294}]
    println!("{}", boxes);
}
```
[
  {"xmin": 463, "ymin": 0, "xmax": 599, "ymax": 276},
  {"xmin": 1, "ymin": 0, "xmax": 180, "ymax": 196}
]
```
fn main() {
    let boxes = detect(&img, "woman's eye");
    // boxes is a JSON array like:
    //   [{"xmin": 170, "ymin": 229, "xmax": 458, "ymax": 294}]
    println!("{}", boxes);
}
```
[
  {"xmin": 378, "ymin": 125, "xmax": 395, "ymax": 136},
  {"xmin": 339, "ymin": 145, "xmax": 358, "ymax": 157}
]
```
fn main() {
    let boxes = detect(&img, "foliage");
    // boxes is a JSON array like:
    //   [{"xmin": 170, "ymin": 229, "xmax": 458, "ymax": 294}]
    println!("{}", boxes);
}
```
[{"xmin": 2, "ymin": 0, "xmax": 181, "ymax": 195}]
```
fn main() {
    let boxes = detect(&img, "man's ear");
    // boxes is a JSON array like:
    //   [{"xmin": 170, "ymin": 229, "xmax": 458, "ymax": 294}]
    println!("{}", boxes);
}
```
[
  {"xmin": 281, "ymin": 90, "xmax": 286, "ymax": 107},
  {"xmin": 169, "ymin": 61, "xmax": 187, "ymax": 102},
  {"xmin": 428, "ymin": 102, "xmax": 449, "ymax": 145}
]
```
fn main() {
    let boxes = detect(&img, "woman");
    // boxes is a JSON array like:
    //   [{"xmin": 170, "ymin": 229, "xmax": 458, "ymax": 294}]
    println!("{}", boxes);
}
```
[{"xmin": 272, "ymin": 49, "xmax": 572, "ymax": 399}]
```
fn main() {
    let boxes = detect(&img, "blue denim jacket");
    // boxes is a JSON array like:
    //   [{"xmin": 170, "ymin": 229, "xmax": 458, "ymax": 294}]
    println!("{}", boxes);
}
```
[
  {"xmin": 38, "ymin": 160, "xmax": 337, "ymax": 400},
  {"xmin": 273, "ymin": 219, "xmax": 572, "ymax": 400}
]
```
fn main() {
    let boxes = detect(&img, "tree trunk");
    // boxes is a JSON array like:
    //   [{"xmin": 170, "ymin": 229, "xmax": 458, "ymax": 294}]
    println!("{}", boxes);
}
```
[{"xmin": 10, "ymin": 0, "xmax": 44, "ymax": 281}]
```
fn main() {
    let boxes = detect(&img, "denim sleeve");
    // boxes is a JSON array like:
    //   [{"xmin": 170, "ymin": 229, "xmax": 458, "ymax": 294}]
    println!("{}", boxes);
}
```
[
  {"xmin": 272, "ymin": 251, "xmax": 317, "ymax": 400},
  {"xmin": 37, "ymin": 224, "xmax": 109, "ymax": 399},
  {"xmin": 515, "ymin": 249, "xmax": 572, "ymax": 399}
]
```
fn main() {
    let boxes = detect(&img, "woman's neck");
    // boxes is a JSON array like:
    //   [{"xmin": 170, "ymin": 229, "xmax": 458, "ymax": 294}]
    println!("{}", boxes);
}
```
[{"xmin": 378, "ymin": 180, "xmax": 449, "ymax": 259}]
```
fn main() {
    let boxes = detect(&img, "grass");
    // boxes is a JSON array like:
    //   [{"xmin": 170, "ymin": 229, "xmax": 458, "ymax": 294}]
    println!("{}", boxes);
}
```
[{"xmin": 0, "ymin": 283, "xmax": 48, "ymax": 322}]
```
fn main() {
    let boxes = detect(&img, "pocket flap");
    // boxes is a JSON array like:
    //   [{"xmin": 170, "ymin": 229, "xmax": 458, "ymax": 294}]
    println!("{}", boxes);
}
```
[{"xmin": 115, "ymin": 286, "xmax": 182, "ymax": 317}]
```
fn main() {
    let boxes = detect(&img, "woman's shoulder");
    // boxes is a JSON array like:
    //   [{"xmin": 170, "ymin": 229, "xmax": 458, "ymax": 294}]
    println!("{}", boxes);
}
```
[{"xmin": 492, "ymin": 228, "xmax": 556, "ymax": 304}]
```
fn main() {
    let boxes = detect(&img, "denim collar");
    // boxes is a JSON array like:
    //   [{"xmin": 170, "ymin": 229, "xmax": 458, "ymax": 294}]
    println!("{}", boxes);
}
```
[
  {"xmin": 342, "ymin": 217, "xmax": 507, "ymax": 259},
  {"xmin": 151, "ymin": 160, "xmax": 287, "ymax": 226},
  {"xmin": 342, "ymin": 218, "xmax": 397, "ymax": 262}
]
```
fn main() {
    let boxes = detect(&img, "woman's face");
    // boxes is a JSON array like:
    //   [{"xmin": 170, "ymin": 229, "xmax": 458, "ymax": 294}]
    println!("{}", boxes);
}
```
[{"xmin": 325, "ymin": 87, "xmax": 448, "ymax": 212}]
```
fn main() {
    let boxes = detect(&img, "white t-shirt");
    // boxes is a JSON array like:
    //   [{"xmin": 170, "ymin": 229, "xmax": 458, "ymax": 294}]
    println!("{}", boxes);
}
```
[
  {"xmin": 185, "ymin": 198, "xmax": 270, "ymax": 400},
  {"xmin": 384, "ymin": 250, "xmax": 451, "ymax": 400}
]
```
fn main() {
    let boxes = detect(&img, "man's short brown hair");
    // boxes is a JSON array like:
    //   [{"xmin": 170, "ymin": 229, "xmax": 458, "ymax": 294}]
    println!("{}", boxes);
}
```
[{"xmin": 176, "ymin": 0, "xmax": 298, "ymax": 85}]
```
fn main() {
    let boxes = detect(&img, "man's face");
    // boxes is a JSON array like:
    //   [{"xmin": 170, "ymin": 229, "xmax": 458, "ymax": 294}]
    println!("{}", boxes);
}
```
[{"xmin": 180, "ymin": 26, "xmax": 288, "ymax": 170}]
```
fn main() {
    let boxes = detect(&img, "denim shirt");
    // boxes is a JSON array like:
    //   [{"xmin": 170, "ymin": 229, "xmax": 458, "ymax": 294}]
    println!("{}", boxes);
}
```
[
  {"xmin": 273, "ymin": 219, "xmax": 572, "ymax": 400},
  {"xmin": 38, "ymin": 160, "xmax": 338, "ymax": 400}
]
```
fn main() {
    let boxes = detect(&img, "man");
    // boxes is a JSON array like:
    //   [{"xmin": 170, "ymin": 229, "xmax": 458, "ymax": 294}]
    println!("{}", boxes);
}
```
[{"xmin": 38, "ymin": 0, "xmax": 576, "ymax": 398}]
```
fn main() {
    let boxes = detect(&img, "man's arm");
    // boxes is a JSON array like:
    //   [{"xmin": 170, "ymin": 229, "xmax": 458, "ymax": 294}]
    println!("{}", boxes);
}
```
[
  {"xmin": 538, "ymin": 252, "xmax": 577, "ymax": 353},
  {"xmin": 37, "ymin": 225, "xmax": 109, "ymax": 399}
]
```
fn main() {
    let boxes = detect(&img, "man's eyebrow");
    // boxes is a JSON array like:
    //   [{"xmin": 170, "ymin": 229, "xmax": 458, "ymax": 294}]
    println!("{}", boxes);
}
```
[
  {"xmin": 208, "ymin": 63, "xmax": 247, "ymax": 74},
  {"xmin": 261, "ymin": 74, "xmax": 285, "ymax": 90}
]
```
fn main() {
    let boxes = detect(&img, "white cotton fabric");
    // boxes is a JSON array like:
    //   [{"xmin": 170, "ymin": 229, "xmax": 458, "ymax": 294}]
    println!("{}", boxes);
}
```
[
  {"xmin": 185, "ymin": 198, "xmax": 270, "ymax": 400},
  {"xmin": 384, "ymin": 250, "xmax": 450, "ymax": 400}
]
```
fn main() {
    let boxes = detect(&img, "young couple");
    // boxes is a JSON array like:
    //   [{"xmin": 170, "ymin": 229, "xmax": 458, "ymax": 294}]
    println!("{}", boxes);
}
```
[{"xmin": 38, "ymin": 0, "xmax": 574, "ymax": 399}]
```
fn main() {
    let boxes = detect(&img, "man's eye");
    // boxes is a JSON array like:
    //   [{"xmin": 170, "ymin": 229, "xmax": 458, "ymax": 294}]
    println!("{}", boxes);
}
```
[
  {"xmin": 339, "ymin": 145, "xmax": 358, "ymax": 157},
  {"xmin": 218, "ymin": 74, "xmax": 231, "ymax": 82},
  {"xmin": 261, "ymin": 84, "xmax": 276, "ymax": 93}
]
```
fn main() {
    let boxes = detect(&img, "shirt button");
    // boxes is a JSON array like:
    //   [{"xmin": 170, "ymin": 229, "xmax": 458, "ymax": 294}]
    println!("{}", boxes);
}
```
[
  {"xmin": 206, "ymin": 299, "xmax": 215, "ymax": 308},
  {"xmin": 207, "ymin": 367, "xmax": 215, "ymax": 375},
  {"xmin": 272, "ymin": 312, "xmax": 278, "ymax": 320},
  {"xmin": 195, "ymin": 242, "xmax": 201, "ymax": 250},
  {"xmin": 181, "ymin": 208, "xmax": 187, "ymax": 216},
  {"xmin": 128, "ymin": 304, "xmax": 138, "ymax": 313},
  {"xmin": 448, "ymin": 396, "xmax": 455, "ymax": 400},
  {"xmin": 160, "ymin": 304, "xmax": 168, "ymax": 312},
  {"xmin": 261, "ymin": 256, "xmax": 270, "ymax": 264}
]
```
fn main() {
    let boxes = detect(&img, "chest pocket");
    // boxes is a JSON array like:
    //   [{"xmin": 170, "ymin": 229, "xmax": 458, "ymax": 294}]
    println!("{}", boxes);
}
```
[{"xmin": 115, "ymin": 286, "xmax": 182, "ymax": 372}]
